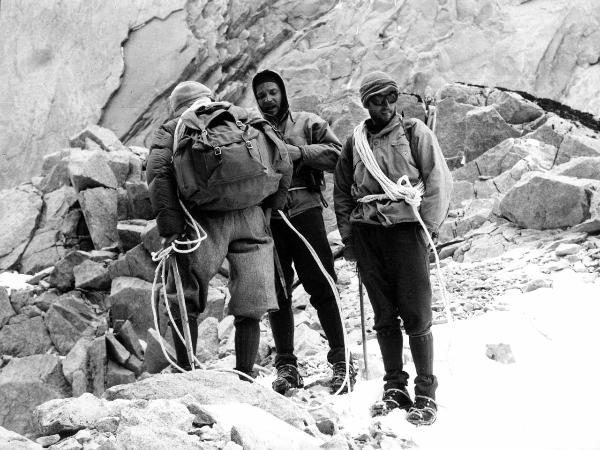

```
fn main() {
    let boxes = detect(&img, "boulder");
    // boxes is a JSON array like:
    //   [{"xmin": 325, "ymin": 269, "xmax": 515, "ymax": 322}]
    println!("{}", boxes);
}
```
[
  {"xmin": 44, "ymin": 291, "xmax": 107, "ymax": 355},
  {"xmin": 40, "ymin": 149, "xmax": 73, "ymax": 177},
  {"xmin": 475, "ymin": 138, "xmax": 557, "ymax": 178},
  {"xmin": 500, "ymin": 174, "xmax": 600, "ymax": 229},
  {"xmin": 73, "ymin": 260, "xmax": 111, "ymax": 290},
  {"xmin": 555, "ymin": 133, "xmax": 600, "ymax": 165},
  {"xmin": 105, "ymin": 150, "xmax": 133, "ymax": 186},
  {"xmin": 487, "ymin": 90, "xmax": 543, "ymax": 124},
  {"xmin": 450, "ymin": 180, "xmax": 475, "ymax": 209},
  {"xmin": 68, "ymin": 150, "xmax": 118, "ymax": 192},
  {"xmin": 106, "ymin": 361, "xmax": 135, "ymax": 389},
  {"xmin": 197, "ymin": 288, "xmax": 226, "ymax": 322},
  {"xmin": 0, "ymin": 316, "xmax": 54, "ymax": 357},
  {"xmin": 106, "ymin": 333, "xmax": 131, "ymax": 366},
  {"xmin": 108, "ymin": 277, "xmax": 156, "ymax": 338},
  {"xmin": 125, "ymin": 181, "xmax": 153, "ymax": 220},
  {"xmin": 33, "ymin": 393, "xmax": 110, "ymax": 437},
  {"xmin": 0, "ymin": 426, "xmax": 43, "ymax": 450},
  {"xmin": 0, "ymin": 185, "xmax": 43, "ymax": 271},
  {"xmin": 0, "ymin": 355, "xmax": 70, "ymax": 436},
  {"xmin": 552, "ymin": 156, "xmax": 600, "ymax": 181},
  {"xmin": 0, "ymin": 287, "xmax": 15, "ymax": 328},
  {"xmin": 47, "ymin": 251, "xmax": 91, "ymax": 292},
  {"xmin": 88, "ymin": 336, "xmax": 107, "ymax": 396},
  {"xmin": 79, "ymin": 187, "xmax": 119, "ymax": 250},
  {"xmin": 201, "ymin": 403, "xmax": 322, "ymax": 450},
  {"xmin": 19, "ymin": 230, "xmax": 66, "ymax": 276},
  {"xmin": 143, "ymin": 328, "xmax": 176, "ymax": 374},
  {"xmin": 117, "ymin": 219, "xmax": 147, "ymax": 251},
  {"xmin": 141, "ymin": 220, "xmax": 161, "ymax": 254},
  {"xmin": 438, "ymin": 84, "xmax": 487, "ymax": 107},
  {"xmin": 103, "ymin": 369, "xmax": 315, "ymax": 431},
  {"xmin": 434, "ymin": 97, "xmax": 476, "ymax": 167},
  {"xmin": 62, "ymin": 338, "xmax": 92, "ymax": 397},
  {"xmin": 294, "ymin": 323, "xmax": 327, "ymax": 359},
  {"xmin": 523, "ymin": 114, "xmax": 573, "ymax": 149},
  {"xmin": 196, "ymin": 317, "xmax": 219, "ymax": 363},
  {"xmin": 38, "ymin": 159, "xmax": 71, "ymax": 194},
  {"xmin": 115, "ymin": 320, "xmax": 144, "ymax": 360},
  {"xmin": 464, "ymin": 106, "xmax": 521, "ymax": 162},
  {"xmin": 69, "ymin": 125, "xmax": 127, "ymax": 153},
  {"xmin": 108, "ymin": 244, "xmax": 157, "ymax": 283},
  {"xmin": 462, "ymin": 233, "xmax": 512, "ymax": 262}
]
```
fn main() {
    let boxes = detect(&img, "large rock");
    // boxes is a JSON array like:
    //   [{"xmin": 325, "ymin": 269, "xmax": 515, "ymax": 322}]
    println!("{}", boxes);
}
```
[
  {"xmin": 34, "ymin": 393, "xmax": 110, "ymax": 436},
  {"xmin": 62, "ymin": 338, "xmax": 92, "ymax": 397},
  {"xmin": 44, "ymin": 291, "xmax": 107, "ymax": 355},
  {"xmin": 487, "ymin": 90, "xmax": 543, "ymax": 124},
  {"xmin": 20, "ymin": 187, "xmax": 80, "ymax": 274},
  {"xmin": 0, "ymin": 426, "xmax": 43, "ymax": 450},
  {"xmin": 73, "ymin": 259, "xmax": 111, "ymax": 290},
  {"xmin": 108, "ymin": 277, "xmax": 156, "ymax": 338},
  {"xmin": 464, "ymin": 106, "xmax": 521, "ymax": 162},
  {"xmin": 555, "ymin": 133, "xmax": 600, "ymax": 165},
  {"xmin": 0, "ymin": 287, "xmax": 15, "ymax": 328},
  {"xmin": 0, "ymin": 355, "xmax": 70, "ymax": 435},
  {"xmin": 0, "ymin": 316, "xmax": 54, "ymax": 357},
  {"xmin": 552, "ymin": 156, "xmax": 600, "ymax": 181},
  {"xmin": 104, "ymin": 369, "xmax": 315, "ymax": 431},
  {"xmin": 500, "ymin": 173, "xmax": 600, "ymax": 229},
  {"xmin": 108, "ymin": 243, "xmax": 157, "ymax": 283},
  {"xmin": 47, "ymin": 250, "xmax": 90, "ymax": 291},
  {"xmin": 125, "ymin": 181, "xmax": 153, "ymax": 220},
  {"xmin": 0, "ymin": 185, "xmax": 43, "ymax": 271},
  {"xmin": 203, "ymin": 403, "xmax": 322, "ymax": 450},
  {"xmin": 79, "ymin": 187, "xmax": 119, "ymax": 250},
  {"xmin": 68, "ymin": 150, "xmax": 119, "ymax": 192},
  {"xmin": 117, "ymin": 219, "xmax": 148, "ymax": 252},
  {"xmin": 435, "ymin": 96, "xmax": 476, "ymax": 167}
]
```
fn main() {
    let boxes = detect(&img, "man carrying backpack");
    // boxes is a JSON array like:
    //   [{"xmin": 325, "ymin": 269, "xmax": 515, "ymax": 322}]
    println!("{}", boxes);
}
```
[
  {"xmin": 252, "ymin": 70, "xmax": 356, "ymax": 395},
  {"xmin": 147, "ymin": 80, "xmax": 292, "ymax": 378},
  {"xmin": 334, "ymin": 71, "xmax": 452, "ymax": 425}
]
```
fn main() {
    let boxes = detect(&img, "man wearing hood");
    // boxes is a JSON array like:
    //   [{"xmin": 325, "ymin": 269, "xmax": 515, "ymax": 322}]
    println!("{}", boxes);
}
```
[
  {"xmin": 334, "ymin": 71, "xmax": 452, "ymax": 425},
  {"xmin": 146, "ymin": 80, "xmax": 291, "ymax": 378},
  {"xmin": 252, "ymin": 70, "xmax": 355, "ymax": 395}
]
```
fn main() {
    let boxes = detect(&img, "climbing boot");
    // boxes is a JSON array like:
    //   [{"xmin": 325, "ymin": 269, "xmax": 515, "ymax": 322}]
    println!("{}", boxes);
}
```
[
  {"xmin": 272, "ymin": 364, "xmax": 304, "ymax": 394},
  {"xmin": 370, "ymin": 387, "xmax": 414, "ymax": 416},
  {"xmin": 406, "ymin": 395, "xmax": 437, "ymax": 426},
  {"xmin": 330, "ymin": 360, "xmax": 357, "ymax": 394}
]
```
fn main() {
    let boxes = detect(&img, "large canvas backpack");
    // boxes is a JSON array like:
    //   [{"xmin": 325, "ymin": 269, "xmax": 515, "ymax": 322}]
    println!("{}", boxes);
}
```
[{"xmin": 173, "ymin": 102, "xmax": 288, "ymax": 211}]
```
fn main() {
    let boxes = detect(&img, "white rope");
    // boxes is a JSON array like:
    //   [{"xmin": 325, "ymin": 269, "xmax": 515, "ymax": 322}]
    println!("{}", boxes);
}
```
[{"xmin": 352, "ymin": 122, "xmax": 453, "ymax": 326}]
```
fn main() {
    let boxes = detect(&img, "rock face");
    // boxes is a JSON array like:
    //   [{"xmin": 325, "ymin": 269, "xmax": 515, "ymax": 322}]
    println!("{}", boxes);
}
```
[{"xmin": 2, "ymin": 0, "xmax": 600, "ymax": 189}]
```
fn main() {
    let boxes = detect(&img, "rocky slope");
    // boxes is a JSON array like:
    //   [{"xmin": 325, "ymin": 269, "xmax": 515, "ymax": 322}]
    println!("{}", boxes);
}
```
[{"xmin": 1, "ymin": 0, "xmax": 600, "ymax": 189}]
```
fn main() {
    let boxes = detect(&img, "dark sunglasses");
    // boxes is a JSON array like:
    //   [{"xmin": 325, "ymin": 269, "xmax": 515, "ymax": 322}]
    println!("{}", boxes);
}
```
[{"xmin": 369, "ymin": 92, "xmax": 399, "ymax": 106}]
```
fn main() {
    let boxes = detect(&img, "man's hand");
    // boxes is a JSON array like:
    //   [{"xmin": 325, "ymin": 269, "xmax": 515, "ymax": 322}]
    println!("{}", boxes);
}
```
[
  {"xmin": 286, "ymin": 144, "xmax": 302, "ymax": 162},
  {"xmin": 160, "ymin": 234, "xmax": 181, "ymax": 249}
]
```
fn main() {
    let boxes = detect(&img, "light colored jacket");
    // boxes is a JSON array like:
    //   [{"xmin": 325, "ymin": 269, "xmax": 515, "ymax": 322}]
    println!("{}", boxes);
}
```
[{"xmin": 334, "ymin": 114, "xmax": 452, "ymax": 245}]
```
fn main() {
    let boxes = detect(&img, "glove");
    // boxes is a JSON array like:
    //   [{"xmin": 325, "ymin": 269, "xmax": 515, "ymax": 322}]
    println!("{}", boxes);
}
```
[{"xmin": 343, "ymin": 244, "xmax": 356, "ymax": 262}]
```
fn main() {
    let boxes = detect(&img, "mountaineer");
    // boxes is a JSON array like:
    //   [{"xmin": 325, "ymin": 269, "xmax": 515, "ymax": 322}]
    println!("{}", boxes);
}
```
[
  {"xmin": 252, "ymin": 70, "xmax": 356, "ymax": 395},
  {"xmin": 334, "ymin": 71, "xmax": 452, "ymax": 425},
  {"xmin": 146, "ymin": 80, "xmax": 292, "ymax": 378}
]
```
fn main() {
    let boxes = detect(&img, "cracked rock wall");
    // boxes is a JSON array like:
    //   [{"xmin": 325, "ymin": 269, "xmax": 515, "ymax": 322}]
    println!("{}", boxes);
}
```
[{"xmin": 1, "ymin": 0, "xmax": 600, "ymax": 190}]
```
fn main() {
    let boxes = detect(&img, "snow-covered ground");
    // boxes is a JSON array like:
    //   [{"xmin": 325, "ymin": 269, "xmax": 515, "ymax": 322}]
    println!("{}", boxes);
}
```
[{"xmin": 326, "ymin": 269, "xmax": 600, "ymax": 450}]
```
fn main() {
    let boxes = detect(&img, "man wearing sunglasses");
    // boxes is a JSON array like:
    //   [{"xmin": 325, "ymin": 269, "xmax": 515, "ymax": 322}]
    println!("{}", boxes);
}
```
[{"xmin": 334, "ymin": 71, "xmax": 452, "ymax": 425}]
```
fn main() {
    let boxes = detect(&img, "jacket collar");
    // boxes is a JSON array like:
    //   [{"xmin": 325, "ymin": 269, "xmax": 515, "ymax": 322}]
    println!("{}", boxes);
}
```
[{"xmin": 365, "ymin": 113, "xmax": 403, "ymax": 138}]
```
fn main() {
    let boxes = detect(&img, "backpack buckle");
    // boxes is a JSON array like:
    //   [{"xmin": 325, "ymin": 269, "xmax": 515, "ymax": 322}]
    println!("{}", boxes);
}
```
[
  {"xmin": 245, "ymin": 141, "xmax": 253, "ymax": 149},
  {"xmin": 235, "ymin": 120, "xmax": 244, "ymax": 129},
  {"xmin": 214, "ymin": 147, "xmax": 222, "ymax": 158}
]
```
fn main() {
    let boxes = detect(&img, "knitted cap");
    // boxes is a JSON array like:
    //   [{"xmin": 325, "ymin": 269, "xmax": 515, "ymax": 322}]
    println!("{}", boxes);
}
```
[
  {"xmin": 359, "ymin": 71, "xmax": 399, "ymax": 106},
  {"xmin": 169, "ymin": 81, "xmax": 212, "ymax": 115}
]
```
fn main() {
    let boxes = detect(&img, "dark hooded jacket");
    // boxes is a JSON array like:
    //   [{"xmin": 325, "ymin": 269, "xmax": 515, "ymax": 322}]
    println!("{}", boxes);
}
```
[{"xmin": 252, "ymin": 70, "xmax": 342, "ymax": 218}]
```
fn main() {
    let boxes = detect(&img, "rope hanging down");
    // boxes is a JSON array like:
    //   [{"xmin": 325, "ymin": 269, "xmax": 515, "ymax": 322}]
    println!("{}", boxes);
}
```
[{"xmin": 352, "ymin": 122, "xmax": 453, "ymax": 326}]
